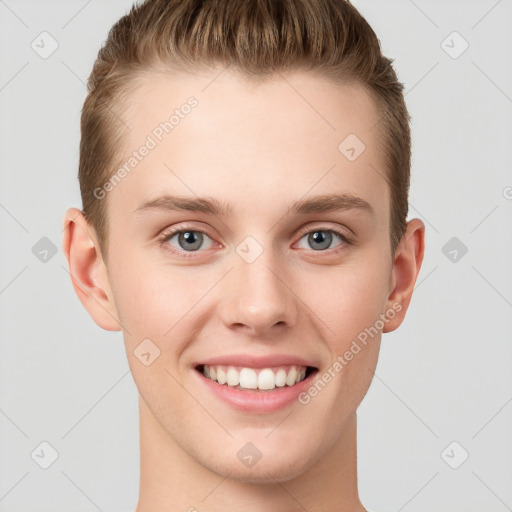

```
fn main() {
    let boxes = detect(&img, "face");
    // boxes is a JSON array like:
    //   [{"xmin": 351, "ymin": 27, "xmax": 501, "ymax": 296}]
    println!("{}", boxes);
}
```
[{"xmin": 67, "ymin": 68, "xmax": 421, "ymax": 483}]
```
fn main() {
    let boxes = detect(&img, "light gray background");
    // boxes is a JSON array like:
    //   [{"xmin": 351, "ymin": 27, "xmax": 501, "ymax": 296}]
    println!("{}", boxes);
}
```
[{"xmin": 1, "ymin": 1, "xmax": 511, "ymax": 511}]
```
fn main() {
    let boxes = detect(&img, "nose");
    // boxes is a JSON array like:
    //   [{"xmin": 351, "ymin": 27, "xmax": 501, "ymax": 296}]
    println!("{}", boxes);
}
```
[{"xmin": 218, "ymin": 247, "xmax": 298, "ymax": 337}]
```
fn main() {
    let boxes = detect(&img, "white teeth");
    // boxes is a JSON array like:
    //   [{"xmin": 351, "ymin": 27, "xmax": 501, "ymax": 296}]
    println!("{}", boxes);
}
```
[
  {"xmin": 258, "ymin": 368, "xmax": 276, "ymax": 390},
  {"xmin": 201, "ymin": 364, "xmax": 310, "ymax": 390},
  {"xmin": 295, "ymin": 367, "xmax": 304, "ymax": 384},
  {"xmin": 275, "ymin": 368, "xmax": 287, "ymax": 387},
  {"xmin": 226, "ymin": 367, "xmax": 240, "ymax": 386},
  {"xmin": 216, "ymin": 367, "xmax": 227, "ymax": 385},
  {"xmin": 239, "ymin": 368, "xmax": 258, "ymax": 389},
  {"xmin": 286, "ymin": 366, "xmax": 297, "ymax": 386}
]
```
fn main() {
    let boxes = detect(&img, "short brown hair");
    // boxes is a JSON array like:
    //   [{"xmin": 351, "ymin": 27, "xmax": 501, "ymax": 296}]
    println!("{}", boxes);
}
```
[{"xmin": 79, "ymin": 0, "xmax": 410, "ymax": 263}]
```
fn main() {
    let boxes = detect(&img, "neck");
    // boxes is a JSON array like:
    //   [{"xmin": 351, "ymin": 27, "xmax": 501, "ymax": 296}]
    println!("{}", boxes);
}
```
[{"xmin": 136, "ymin": 395, "xmax": 365, "ymax": 512}]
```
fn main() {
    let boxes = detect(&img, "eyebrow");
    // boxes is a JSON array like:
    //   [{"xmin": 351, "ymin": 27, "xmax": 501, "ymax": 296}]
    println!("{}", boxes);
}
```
[{"xmin": 133, "ymin": 193, "xmax": 374, "ymax": 217}]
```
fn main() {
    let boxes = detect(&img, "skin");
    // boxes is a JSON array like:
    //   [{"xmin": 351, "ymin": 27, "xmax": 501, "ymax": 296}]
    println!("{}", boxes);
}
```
[{"xmin": 62, "ymin": 68, "xmax": 425, "ymax": 512}]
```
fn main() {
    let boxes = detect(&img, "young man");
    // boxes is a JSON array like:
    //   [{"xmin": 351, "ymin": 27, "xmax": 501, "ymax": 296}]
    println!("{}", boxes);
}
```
[{"xmin": 62, "ymin": 0, "xmax": 425, "ymax": 510}]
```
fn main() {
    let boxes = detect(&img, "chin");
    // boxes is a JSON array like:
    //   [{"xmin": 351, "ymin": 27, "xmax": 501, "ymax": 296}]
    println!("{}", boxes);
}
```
[{"xmin": 204, "ymin": 449, "xmax": 314, "ymax": 484}]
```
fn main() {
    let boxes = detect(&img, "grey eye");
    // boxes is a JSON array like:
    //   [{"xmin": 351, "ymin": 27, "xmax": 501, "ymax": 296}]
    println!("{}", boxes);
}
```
[
  {"xmin": 164, "ymin": 230, "xmax": 214, "ymax": 252},
  {"xmin": 177, "ymin": 231, "xmax": 204, "ymax": 251},
  {"xmin": 296, "ymin": 229, "xmax": 345, "ymax": 251},
  {"xmin": 307, "ymin": 230, "xmax": 333, "ymax": 250}
]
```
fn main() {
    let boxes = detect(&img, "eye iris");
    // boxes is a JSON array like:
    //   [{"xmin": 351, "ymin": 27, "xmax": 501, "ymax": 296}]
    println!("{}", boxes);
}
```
[
  {"xmin": 179, "ymin": 231, "xmax": 203, "ymax": 251},
  {"xmin": 308, "ymin": 230, "xmax": 332, "ymax": 250}
]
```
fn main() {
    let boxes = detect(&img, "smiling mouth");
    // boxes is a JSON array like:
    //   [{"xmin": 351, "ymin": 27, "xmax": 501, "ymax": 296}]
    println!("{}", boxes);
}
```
[{"xmin": 195, "ymin": 364, "xmax": 318, "ymax": 392}]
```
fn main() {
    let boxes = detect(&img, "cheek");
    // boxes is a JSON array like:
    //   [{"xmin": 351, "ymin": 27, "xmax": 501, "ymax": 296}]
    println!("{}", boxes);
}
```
[
  {"xmin": 303, "ymin": 266, "xmax": 386, "ymax": 418},
  {"xmin": 108, "ymin": 253, "xmax": 204, "ymax": 343},
  {"xmin": 110, "ymin": 247, "xmax": 390, "ymax": 340},
  {"xmin": 308, "ymin": 258, "xmax": 390, "ymax": 347},
  {"xmin": 109, "ymin": 263, "xmax": 204, "ymax": 400}
]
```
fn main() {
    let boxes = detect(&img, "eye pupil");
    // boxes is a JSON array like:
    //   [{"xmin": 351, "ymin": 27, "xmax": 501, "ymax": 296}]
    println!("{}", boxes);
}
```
[
  {"xmin": 308, "ymin": 230, "xmax": 332, "ymax": 250},
  {"xmin": 179, "ymin": 231, "xmax": 203, "ymax": 251}
]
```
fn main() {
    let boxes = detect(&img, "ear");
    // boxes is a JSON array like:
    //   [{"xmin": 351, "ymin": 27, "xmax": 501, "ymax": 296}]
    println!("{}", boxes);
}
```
[
  {"xmin": 62, "ymin": 207, "xmax": 122, "ymax": 331},
  {"xmin": 383, "ymin": 218, "xmax": 425, "ymax": 333}
]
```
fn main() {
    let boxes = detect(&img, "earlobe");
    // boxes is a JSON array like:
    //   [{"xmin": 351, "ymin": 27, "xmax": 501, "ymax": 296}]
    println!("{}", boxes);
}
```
[
  {"xmin": 62, "ymin": 207, "xmax": 122, "ymax": 332},
  {"xmin": 382, "ymin": 218, "xmax": 425, "ymax": 333}
]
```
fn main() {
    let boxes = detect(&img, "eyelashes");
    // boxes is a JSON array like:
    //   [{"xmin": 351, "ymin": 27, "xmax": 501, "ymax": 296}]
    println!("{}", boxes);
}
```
[
  {"xmin": 294, "ymin": 228, "xmax": 353, "ymax": 252},
  {"xmin": 159, "ymin": 228, "xmax": 215, "ymax": 256},
  {"xmin": 157, "ymin": 224, "xmax": 354, "ymax": 258}
]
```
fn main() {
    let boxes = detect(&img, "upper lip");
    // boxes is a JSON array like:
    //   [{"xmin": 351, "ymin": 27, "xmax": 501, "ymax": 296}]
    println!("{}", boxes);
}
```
[{"xmin": 194, "ymin": 354, "xmax": 318, "ymax": 369}]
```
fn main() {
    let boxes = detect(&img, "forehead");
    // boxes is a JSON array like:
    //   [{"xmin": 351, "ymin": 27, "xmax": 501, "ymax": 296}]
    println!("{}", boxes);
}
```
[{"xmin": 108, "ymin": 67, "xmax": 388, "ymax": 222}]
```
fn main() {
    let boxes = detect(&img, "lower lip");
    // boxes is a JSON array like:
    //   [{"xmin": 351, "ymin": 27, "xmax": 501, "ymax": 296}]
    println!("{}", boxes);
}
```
[{"xmin": 193, "ymin": 368, "xmax": 317, "ymax": 413}]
